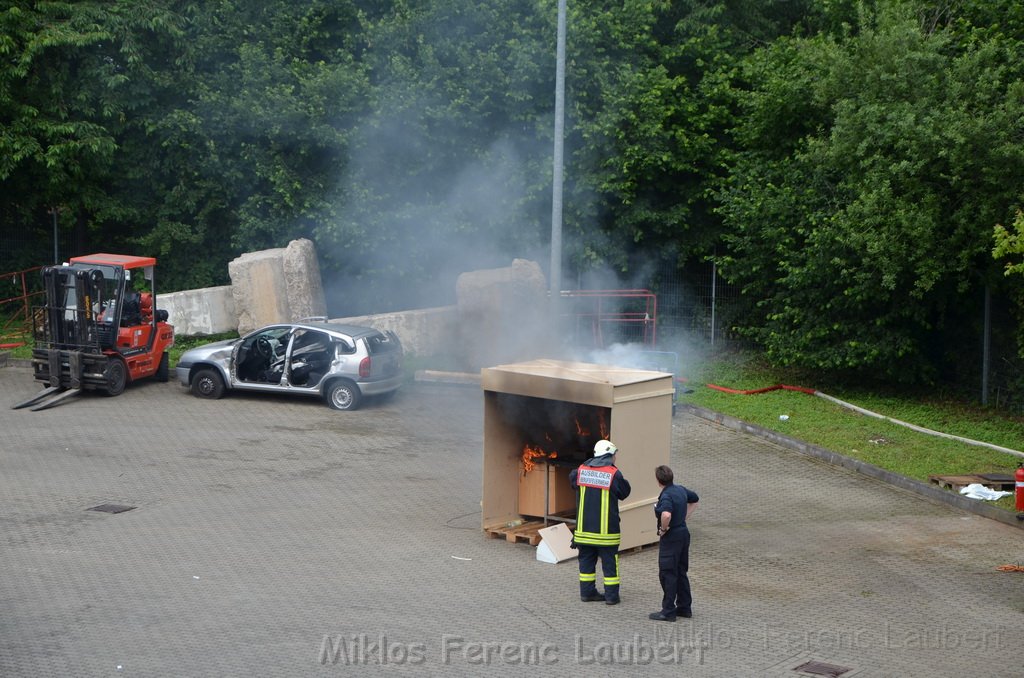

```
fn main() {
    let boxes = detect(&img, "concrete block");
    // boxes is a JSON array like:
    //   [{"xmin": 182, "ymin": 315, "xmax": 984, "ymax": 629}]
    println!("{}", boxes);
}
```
[
  {"xmin": 455, "ymin": 259, "xmax": 550, "ymax": 370},
  {"xmin": 159, "ymin": 286, "xmax": 236, "ymax": 336},
  {"xmin": 229, "ymin": 249, "xmax": 289, "ymax": 336},
  {"xmin": 229, "ymin": 238, "xmax": 326, "ymax": 335},
  {"xmin": 331, "ymin": 306, "xmax": 458, "ymax": 358},
  {"xmin": 283, "ymin": 239, "xmax": 327, "ymax": 322}
]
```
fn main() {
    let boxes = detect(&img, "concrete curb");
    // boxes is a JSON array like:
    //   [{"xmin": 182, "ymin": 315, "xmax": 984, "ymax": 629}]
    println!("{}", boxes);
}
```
[
  {"xmin": 413, "ymin": 369, "xmax": 480, "ymax": 386},
  {"xmin": 679, "ymin": 402, "xmax": 1024, "ymax": 530},
  {"xmin": 0, "ymin": 354, "xmax": 33, "ymax": 369}
]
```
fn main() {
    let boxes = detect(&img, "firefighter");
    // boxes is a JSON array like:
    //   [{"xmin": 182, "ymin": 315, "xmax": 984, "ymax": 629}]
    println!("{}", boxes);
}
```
[
  {"xmin": 649, "ymin": 464, "xmax": 699, "ymax": 622},
  {"xmin": 570, "ymin": 439, "xmax": 631, "ymax": 605}
]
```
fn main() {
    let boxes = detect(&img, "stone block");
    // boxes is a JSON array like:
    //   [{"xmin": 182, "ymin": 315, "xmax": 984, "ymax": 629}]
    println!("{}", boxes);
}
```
[
  {"xmin": 229, "ymin": 239, "xmax": 326, "ymax": 335},
  {"xmin": 455, "ymin": 259, "xmax": 550, "ymax": 370},
  {"xmin": 159, "ymin": 286, "xmax": 236, "ymax": 337},
  {"xmin": 283, "ymin": 238, "xmax": 327, "ymax": 322},
  {"xmin": 331, "ymin": 306, "xmax": 458, "ymax": 358}
]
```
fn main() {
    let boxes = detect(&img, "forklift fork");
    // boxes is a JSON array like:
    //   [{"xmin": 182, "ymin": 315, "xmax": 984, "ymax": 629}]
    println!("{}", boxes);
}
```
[
  {"xmin": 10, "ymin": 385, "xmax": 82, "ymax": 411},
  {"xmin": 12, "ymin": 350, "xmax": 86, "ymax": 411}
]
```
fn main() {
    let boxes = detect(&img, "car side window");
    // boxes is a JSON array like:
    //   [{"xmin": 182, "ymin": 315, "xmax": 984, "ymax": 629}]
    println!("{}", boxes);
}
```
[{"xmin": 336, "ymin": 338, "xmax": 355, "ymax": 355}]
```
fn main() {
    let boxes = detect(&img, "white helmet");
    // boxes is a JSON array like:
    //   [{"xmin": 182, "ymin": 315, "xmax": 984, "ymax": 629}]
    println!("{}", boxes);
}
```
[{"xmin": 594, "ymin": 440, "xmax": 618, "ymax": 456}]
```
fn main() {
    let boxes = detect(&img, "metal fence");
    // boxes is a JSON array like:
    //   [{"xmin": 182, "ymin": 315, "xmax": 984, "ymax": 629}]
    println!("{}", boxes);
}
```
[
  {"xmin": 0, "ymin": 266, "xmax": 45, "ymax": 347},
  {"xmin": 648, "ymin": 261, "xmax": 745, "ymax": 350},
  {"xmin": 563, "ymin": 262, "xmax": 745, "ymax": 353}
]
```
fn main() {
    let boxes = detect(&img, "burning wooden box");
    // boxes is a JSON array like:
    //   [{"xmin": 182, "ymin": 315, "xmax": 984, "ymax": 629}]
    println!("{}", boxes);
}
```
[{"xmin": 481, "ymin": 359, "xmax": 674, "ymax": 550}]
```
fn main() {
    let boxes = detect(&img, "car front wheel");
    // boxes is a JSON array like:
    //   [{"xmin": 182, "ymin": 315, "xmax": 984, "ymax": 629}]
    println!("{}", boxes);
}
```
[
  {"xmin": 191, "ymin": 367, "xmax": 225, "ymax": 399},
  {"xmin": 325, "ymin": 380, "xmax": 362, "ymax": 411}
]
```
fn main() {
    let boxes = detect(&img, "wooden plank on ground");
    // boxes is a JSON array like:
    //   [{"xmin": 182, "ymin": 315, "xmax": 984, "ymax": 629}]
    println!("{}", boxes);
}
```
[{"xmin": 929, "ymin": 475, "xmax": 983, "ymax": 491}]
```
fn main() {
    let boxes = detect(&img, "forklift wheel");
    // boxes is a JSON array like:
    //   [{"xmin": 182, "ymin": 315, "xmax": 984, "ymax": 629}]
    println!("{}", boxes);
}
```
[
  {"xmin": 103, "ymin": 359, "xmax": 127, "ymax": 396},
  {"xmin": 155, "ymin": 353, "xmax": 169, "ymax": 382}
]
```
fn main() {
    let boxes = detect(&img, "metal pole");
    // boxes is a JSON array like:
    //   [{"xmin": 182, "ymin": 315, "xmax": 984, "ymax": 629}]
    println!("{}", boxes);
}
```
[
  {"xmin": 710, "ymin": 259, "xmax": 717, "ymax": 347},
  {"xmin": 549, "ymin": 0, "xmax": 566, "ymax": 320},
  {"xmin": 49, "ymin": 207, "xmax": 59, "ymax": 264},
  {"xmin": 982, "ymin": 285, "xmax": 990, "ymax": 405}
]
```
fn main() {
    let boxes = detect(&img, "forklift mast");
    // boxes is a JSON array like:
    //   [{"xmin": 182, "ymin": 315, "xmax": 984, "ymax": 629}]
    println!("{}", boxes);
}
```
[{"xmin": 38, "ymin": 262, "xmax": 125, "ymax": 352}]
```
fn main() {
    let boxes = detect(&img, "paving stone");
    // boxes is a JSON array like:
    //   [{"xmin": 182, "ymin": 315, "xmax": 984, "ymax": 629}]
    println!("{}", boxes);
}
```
[{"xmin": 0, "ymin": 366, "xmax": 1021, "ymax": 676}]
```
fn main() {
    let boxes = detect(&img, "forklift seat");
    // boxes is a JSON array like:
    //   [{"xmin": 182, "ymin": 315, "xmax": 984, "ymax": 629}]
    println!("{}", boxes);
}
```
[{"xmin": 139, "ymin": 292, "xmax": 153, "ymax": 322}]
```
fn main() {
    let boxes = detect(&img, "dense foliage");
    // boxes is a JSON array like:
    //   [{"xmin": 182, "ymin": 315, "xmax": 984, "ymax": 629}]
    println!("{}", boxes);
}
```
[{"xmin": 2, "ymin": 0, "xmax": 1023, "ymax": 391}]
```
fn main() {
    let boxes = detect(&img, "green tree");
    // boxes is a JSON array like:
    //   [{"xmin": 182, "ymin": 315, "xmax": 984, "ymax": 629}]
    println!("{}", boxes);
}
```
[
  {"xmin": 994, "ymin": 210, "xmax": 1024, "ymax": 358},
  {"xmin": 0, "ymin": 1, "xmax": 185, "ymax": 267},
  {"xmin": 129, "ymin": 1, "xmax": 374, "ymax": 289},
  {"xmin": 717, "ymin": 1, "xmax": 1024, "ymax": 382},
  {"xmin": 564, "ymin": 0, "xmax": 812, "ymax": 277}
]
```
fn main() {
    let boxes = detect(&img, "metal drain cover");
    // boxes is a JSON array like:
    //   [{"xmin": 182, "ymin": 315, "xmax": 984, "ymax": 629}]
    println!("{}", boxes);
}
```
[
  {"xmin": 88, "ymin": 504, "xmax": 136, "ymax": 514},
  {"xmin": 793, "ymin": 660, "xmax": 851, "ymax": 677}
]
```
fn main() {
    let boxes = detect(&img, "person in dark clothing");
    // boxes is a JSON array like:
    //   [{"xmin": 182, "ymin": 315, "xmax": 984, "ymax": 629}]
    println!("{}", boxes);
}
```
[
  {"xmin": 569, "ymin": 440, "xmax": 631, "ymax": 605},
  {"xmin": 649, "ymin": 464, "xmax": 699, "ymax": 622}
]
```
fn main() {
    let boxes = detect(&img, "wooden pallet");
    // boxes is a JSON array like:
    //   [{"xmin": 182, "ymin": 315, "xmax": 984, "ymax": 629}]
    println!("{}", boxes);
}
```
[
  {"xmin": 977, "ymin": 474, "xmax": 1016, "ymax": 491},
  {"xmin": 484, "ymin": 520, "xmax": 546, "ymax": 545},
  {"xmin": 929, "ymin": 474, "xmax": 1016, "ymax": 492}
]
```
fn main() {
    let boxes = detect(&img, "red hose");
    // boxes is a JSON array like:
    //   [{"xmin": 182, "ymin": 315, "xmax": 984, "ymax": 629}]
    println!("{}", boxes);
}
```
[
  {"xmin": 706, "ymin": 383, "xmax": 817, "ymax": 396},
  {"xmin": 0, "ymin": 342, "xmax": 25, "ymax": 349}
]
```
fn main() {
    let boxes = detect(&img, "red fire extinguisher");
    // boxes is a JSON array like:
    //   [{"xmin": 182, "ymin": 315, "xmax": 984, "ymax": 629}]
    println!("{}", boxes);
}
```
[{"xmin": 1016, "ymin": 463, "xmax": 1024, "ymax": 512}]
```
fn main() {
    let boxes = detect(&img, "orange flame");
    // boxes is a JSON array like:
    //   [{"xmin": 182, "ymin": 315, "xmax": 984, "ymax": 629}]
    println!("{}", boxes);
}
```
[{"xmin": 522, "ymin": 444, "xmax": 558, "ymax": 473}]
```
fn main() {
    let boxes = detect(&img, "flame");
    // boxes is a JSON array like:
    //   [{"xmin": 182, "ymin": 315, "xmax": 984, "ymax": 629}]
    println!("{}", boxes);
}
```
[
  {"xmin": 577, "ymin": 412, "xmax": 609, "ymax": 439},
  {"xmin": 521, "ymin": 408, "xmax": 608, "ymax": 473},
  {"xmin": 522, "ymin": 444, "xmax": 558, "ymax": 473}
]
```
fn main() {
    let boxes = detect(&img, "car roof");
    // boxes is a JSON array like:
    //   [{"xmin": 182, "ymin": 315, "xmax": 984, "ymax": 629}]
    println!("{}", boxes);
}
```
[{"xmin": 293, "ymin": 322, "xmax": 384, "ymax": 338}]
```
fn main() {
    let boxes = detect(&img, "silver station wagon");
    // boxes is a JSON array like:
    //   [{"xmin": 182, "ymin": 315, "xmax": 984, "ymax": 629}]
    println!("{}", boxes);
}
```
[{"xmin": 175, "ymin": 320, "xmax": 404, "ymax": 410}]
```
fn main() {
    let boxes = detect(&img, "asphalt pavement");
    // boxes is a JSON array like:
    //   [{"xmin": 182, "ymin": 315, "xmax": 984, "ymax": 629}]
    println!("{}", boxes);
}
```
[{"xmin": 1, "ymin": 364, "xmax": 1022, "ymax": 677}]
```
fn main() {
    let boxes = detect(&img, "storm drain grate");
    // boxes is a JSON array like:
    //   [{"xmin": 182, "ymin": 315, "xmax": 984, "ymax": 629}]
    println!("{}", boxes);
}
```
[
  {"xmin": 88, "ymin": 504, "xmax": 136, "ymax": 514},
  {"xmin": 793, "ymin": 661, "xmax": 851, "ymax": 678}
]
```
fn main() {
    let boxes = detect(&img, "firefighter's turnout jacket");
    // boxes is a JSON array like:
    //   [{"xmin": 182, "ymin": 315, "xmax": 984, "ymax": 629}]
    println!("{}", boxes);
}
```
[{"xmin": 569, "ymin": 455, "xmax": 632, "ymax": 546}]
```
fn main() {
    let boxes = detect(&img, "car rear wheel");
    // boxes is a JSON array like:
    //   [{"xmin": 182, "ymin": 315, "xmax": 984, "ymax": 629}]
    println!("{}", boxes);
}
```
[
  {"xmin": 191, "ymin": 367, "xmax": 225, "ymax": 399},
  {"xmin": 325, "ymin": 380, "xmax": 362, "ymax": 411}
]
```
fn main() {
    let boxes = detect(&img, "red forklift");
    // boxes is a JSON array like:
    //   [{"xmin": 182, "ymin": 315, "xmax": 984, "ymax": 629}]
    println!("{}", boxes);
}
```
[{"xmin": 13, "ymin": 254, "xmax": 174, "ymax": 411}]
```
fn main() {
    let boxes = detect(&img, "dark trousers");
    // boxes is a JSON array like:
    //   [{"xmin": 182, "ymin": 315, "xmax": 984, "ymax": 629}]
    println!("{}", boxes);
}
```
[
  {"xmin": 658, "ymin": 528, "xmax": 692, "ymax": 614},
  {"xmin": 578, "ymin": 544, "xmax": 620, "ymax": 601}
]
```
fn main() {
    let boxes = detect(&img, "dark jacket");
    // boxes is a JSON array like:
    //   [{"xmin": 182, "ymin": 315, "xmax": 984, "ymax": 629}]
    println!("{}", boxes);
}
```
[
  {"xmin": 569, "ymin": 454, "xmax": 631, "ymax": 547},
  {"xmin": 655, "ymin": 483, "xmax": 699, "ymax": 536}
]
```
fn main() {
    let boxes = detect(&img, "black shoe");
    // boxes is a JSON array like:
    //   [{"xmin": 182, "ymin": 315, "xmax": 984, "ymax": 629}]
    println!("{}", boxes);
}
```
[
  {"xmin": 648, "ymin": 610, "xmax": 677, "ymax": 622},
  {"xmin": 605, "ymin": 597, "xmax": 620, "ymax": 606},
  {"xmin": 676, "ymin": 609, "xmax": 693, "ymax": 618},
  {"xmin": 581, "ymin": 593, "xmax": 605, "ymax": 602}
]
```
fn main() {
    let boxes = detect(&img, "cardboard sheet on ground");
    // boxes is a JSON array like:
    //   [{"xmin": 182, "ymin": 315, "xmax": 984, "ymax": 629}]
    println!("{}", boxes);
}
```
[{"xmin": 536, "ymin": 523, "xmax": 578, "ymax": 563}]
